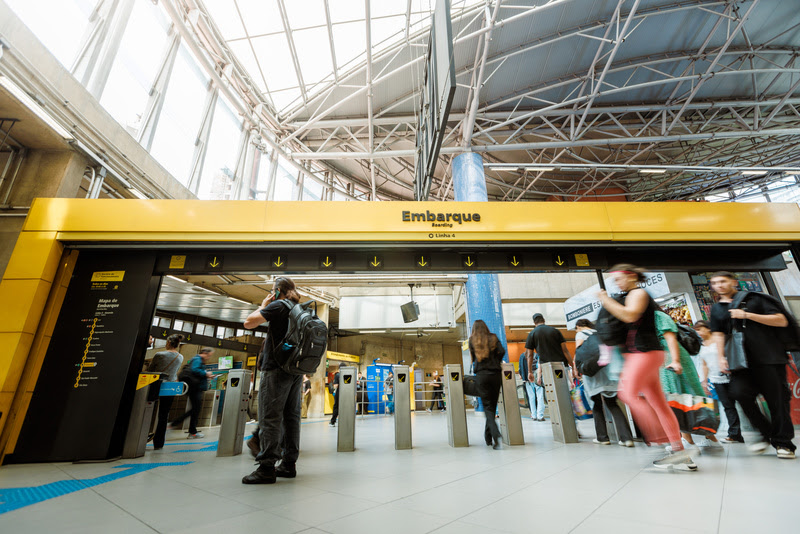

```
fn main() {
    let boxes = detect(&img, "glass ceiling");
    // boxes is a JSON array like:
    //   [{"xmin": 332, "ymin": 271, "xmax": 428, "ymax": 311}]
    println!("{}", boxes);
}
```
[{"xmin": 201, "ymin": 0, "xmax": 481, "ymax": 112}]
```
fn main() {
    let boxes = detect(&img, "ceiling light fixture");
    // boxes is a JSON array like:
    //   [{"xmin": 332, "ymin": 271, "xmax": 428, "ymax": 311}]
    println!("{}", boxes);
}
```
[
  {"xmin": 742, "ymin": 171, "xmax": 766, "ymax": 176},
  {"xmin": 166, "ymin": 275, "xmax": 187, "ymax": 283},
  {"xmin": 639, "ymin": 169, "xmax": 666, "ymax": 174},
  {"xmin": 0, "ymin": 75, "xmax": 74, "ymax": 140}
]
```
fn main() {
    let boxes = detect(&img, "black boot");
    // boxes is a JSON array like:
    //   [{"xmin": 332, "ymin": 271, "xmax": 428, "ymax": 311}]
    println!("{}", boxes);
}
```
[
  {"xmin": 275, "ymin": 462, "xmax": 296, "ymax": 478},
  {"xmin": 242, "ymin": 464, "xmax": 276, "ymax": 484},
  {"xmin": 247, "ymin": 435, "xmax": 260, "ymax": 458}
]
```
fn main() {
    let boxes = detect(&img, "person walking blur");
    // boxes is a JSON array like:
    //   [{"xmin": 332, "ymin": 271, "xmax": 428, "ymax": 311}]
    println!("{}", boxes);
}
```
[
  {"xmin": 330, "ymin": 363, "xmax": 343, "ymax": 426},
  {"xmin": 519, "ymin": 348, "xmax": 544, "ymax": 421},
  {"xmin": 598, "ymin": 265, "xmax": 696, "ymax": 470},
  {"xmin": 385, "ymin": 371, "xmax": 395, "ymax": 414},
  {"xmin": 356, "ymin": 372, "xmax": 368, "ymax": 414},
  {"xmin": 709, "ymin": 271, "xmax": 796, "ymax": 459},
  {"xmin": 469, "ymin": 320, "xmax": 506, "ymax": 450},
  {"xmin": 172, "ymin": 347, "xmax": 213, "ymax": 439},
  {"xmin": 147, "ymin": 334, "xmax": 184, "ymax": 450},
  {"xmin": 427, "ymin": 371, "xmax": 444, "ymax": 411},
  {"xmin": 694, "ymin": 320, "xmax": 743, "ymax": 443},
  {"xmin": 526, "ymin": 313, "xmax": 574, "ymax": 386},
  {"xmin": 654, "ymin": 310, "xmax": 722, "ymax": 452},
  {"xmin": 575, "ymin": 320, "xmax": 633, "ymax": 447},
  {"xmin": 301, "ymin": 375, "xmax": 312, "ymax": 419}
]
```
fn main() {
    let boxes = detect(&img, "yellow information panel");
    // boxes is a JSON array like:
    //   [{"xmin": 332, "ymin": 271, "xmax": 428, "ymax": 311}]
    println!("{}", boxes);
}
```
[
  {"xmin": 169, "ymin": 255, "xmax": 186, "ymax": 269},
  {"xmin": 136, "ymin": 373, "xmax": 160, "ymax": 390},
  {"xmin": 247, "ymin": 356, "xmax": 257, "ymax": 366},
  {"xmin": 90, "ymin": 270, "xmax": 125, "ymax": 282},
  {"xmin": 326, "ymin": 351, "xmax": 360, "ymax": 363}
]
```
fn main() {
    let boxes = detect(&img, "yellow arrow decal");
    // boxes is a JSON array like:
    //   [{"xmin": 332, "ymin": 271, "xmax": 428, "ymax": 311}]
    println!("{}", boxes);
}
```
[
  {"xmin": 274, "ymin": 256, "xmax": 284, "ymax": 267},
  {"xmin": 511, "ymin": 256, "xmax": 520, "ymax": 266},
  {"xmin": 161, "ymin": 330, "xmax": 167, "ymax": 337},
  {"xmin": 465, "ymin": 257, "xmax": 474, "ymax": 267},
  {"xmin": 418, "ymin": 256, "xmax": 428, "ymax": 267},
  {"xmin": 209, "ymin": 257, "xmax": 220, "ymax": 267},
  {"xmin": 556, "ymin": 255, "xmax": 565, "ymax": 266},
  {"xmin": 323, "ymin": 256, "xmax": 332, "ymax": 267},
  {"xmin": 371, "ymin": 256, "xmax": 380, "ymax": 267}
]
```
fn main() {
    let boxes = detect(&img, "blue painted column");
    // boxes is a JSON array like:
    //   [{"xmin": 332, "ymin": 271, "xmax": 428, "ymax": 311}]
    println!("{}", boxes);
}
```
[{"xmin": 453, "ymin": 153, "xmax": 509, "ymax": 411}]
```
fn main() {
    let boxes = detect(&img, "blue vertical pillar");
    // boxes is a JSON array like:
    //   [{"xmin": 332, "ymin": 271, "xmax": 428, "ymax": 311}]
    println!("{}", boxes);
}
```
[{"xmin": 453, "ymin": 153, "xmax": 509, "ymax": 414}]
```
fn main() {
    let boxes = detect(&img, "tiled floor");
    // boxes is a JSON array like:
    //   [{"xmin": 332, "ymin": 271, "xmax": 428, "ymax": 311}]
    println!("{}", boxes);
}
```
[{"xmin": 0, "ymin": 411, "xmax": 796, "ymax": 534}]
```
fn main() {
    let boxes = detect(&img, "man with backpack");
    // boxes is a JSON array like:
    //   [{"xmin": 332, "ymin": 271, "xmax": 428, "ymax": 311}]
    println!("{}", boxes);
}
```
[
  {"xmin": 241, "ymin": 277, "xmax": 318, "ymax": 483},
  {"xmin": 709, "ymin": 271, "xmax": 796, "ymax": 459},
  {"xmin": 519, "ymin": 348, "xmax": 544, "ymax": 421}
]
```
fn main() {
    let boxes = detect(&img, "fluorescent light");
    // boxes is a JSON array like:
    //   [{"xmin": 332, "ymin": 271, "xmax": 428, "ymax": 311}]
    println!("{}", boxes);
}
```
[
  {"xmin": 640, "ymin": 169, "xmax": 666, "ymax": 174},
  {"xmin": 359, "ymin": 330, "xmax": 387, "ymax": 334},
  {"xmin": 0, "ymin": 76, "xmax": 73, "ymax": 140},
  {"xmin": 166, "ymin": 275, "xmax": 187, "ymax": 283},
  {"xmin": 128, "ymin": 187, "xmax": 148, "ymax": 199},
  {"xmin": 228, "ymin": 297, "xmax": 252, "ymax": 306},
  {"xmin": 520, "ymin": 167, "xmax": 554, "ymax": 172},
  {"xmin": 742, "ymin": 171, "xmax": 765, "ymax": 176}
]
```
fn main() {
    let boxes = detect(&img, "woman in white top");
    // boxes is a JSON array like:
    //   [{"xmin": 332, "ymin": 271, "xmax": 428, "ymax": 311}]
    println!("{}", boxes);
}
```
[{"xmin": 693, "ymin": 321, "xmax": 743, "ymax": 443}]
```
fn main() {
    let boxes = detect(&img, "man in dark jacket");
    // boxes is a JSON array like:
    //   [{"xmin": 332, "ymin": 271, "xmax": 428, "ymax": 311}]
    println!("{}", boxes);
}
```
[
  {"xmin": 710, "ymin": 271, "xmax": 796, "ymax": 459},
  {"xmin": 242, "ymin": 277, "xmax": 305, "ymax": 484}
]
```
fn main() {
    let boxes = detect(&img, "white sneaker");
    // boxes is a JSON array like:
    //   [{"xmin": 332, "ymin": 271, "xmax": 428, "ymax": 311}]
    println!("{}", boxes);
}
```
[
  {"xmin": 748, "ymin": 441, "xmax": 769, "ymax": 455},
  {"xmin": 187, "ymin": 432, "xmax": 204, "ymax": 439},
  {"xmin": 776, "ymin": 447, "xmax": 796, "ymax": 460},
  {"xmin": 618, "ymin": 440, "xmax": 635, "ymax": 447},
  {"xmin": 653, "ymin": 448, "xmax": 697, "ymax": 470},
  {"xmin": 698, "ymin": 438, "xmax": 724, "ymax": 451},
  {"xmin": 665, "ymin": 438, "xmax": 697, "ymax": 453},
  {"xmin": 593, "ymin": 439, "xmax": 611, "ymax": 445}
]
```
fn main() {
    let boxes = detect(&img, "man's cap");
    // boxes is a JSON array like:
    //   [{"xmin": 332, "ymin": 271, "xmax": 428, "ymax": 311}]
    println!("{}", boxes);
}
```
[{"xmin": 532, "ymin": 313, "xmax": 544, "ymax": 322}]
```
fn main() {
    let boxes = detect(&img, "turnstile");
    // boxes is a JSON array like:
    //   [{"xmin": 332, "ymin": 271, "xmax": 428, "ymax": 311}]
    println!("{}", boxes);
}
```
[
  {"xmin": 122, "ymin": 374, "xmax": 162, "ymax": 459},
  {"xmin": 393, "ymin": 365, "xmax": 412, "ymax": 450},
  {"xmin": 541, "ymin": 362, "xmax": 579, "ymax": 443},
  {"xmin": 497, "ymin": 363, "xmax": 525, "ymax": 446},
  {"xmin": 217, "ymin": 369, "xmax": 252, "ymax": 457},
  {"xmin": 337, "ymin": 367, "xmax": 356, "ymax": 452},
  {"xmin": 443, "ymin": 364, "xmax": 469, "ymax": 447}
]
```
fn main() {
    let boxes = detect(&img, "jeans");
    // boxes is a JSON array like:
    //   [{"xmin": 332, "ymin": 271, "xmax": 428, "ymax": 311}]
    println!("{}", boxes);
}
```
[
  {"xmin": 386, "ymin": 393, "xmax": 394, "ymax": 414},
  {"xmin": 256, "ymin": 368, "xmax": 303, "ymax": 467},
  {"xmin": 590, "ymin": 393, "xmax": 632, "ymax": 442},
  {"xmin": 524, "ymin": 381, "xmax": 545, "ymax": 419},
  {"xmin": 730, "ymin": 364, "xmax": 796, "ymax": 451},
  {"xmin": 172, "ymin": 386, "xmax": 204, "ymax": 435},
  {"xmin": 153, "ymin": 396, "xmax": 174, "ymax": 449},
  {"xmin": 618, "ymin": 350, "xmax": 681, "ymax": 447},
  {"xmin": 478, "ymin": 371, "xmax": 502, "ymax": 445},
  {"xmin": 712, "ymin": 381, "xmax": 742, "ymax": 440},
  {"xmin": 330, "ymin": 390, "xmax": 339, "ymax": 424}
]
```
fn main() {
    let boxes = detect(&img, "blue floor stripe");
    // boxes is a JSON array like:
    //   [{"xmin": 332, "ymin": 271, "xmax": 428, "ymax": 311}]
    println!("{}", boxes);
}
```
[{"xmin": 0, "ymin": 462, "xmax": 193, "ymax": 515}]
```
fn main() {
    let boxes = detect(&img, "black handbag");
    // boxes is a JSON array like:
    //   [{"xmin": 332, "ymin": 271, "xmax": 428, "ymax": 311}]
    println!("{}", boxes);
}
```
[
  {"xmin": 462, "ymin": 375, "xmax": 479, "ymax": 397},
  {"xmin": 597, "ymin": 294, "xmax": 628, "ymax": 346}
]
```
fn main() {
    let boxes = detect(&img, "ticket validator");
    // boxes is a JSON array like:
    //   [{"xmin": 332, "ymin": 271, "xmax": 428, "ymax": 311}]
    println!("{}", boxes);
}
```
[
  {"xmin": 443, "ymin": 364, "xmax": 469, "ymax": 447},
  {"xmin": 497, "ymin": 362, "xmax": 525, "ymax": 446},
  {"xmin": 217, "ymin": 369, "xmax": 252, "ymax": 457},
  {"xmin": 541, "ymin": 362, "xmax": 579, "ymax": 443},
  {"xmin": 392, "ymin": 365, "xmax": 411, "ymax": 450},
  {"xmin": 337, "ymin": 367, "xmax": 357, "ymax": 452}
]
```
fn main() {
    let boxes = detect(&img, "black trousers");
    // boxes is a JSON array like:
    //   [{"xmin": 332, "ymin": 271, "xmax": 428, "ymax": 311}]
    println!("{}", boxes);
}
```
[
  {"xmin": 478, "ymin": 372, "xmax": 502, "ymax": 445},
  {"xmin": 172, "ymin": 386, "xmax": 204, "ymax": 434},
  {"xmin": 430, "ymin": 390, "xmax": 444, "ymax": 410},
  {"xmin": 590, "ymin": 393, "xmax": 632, "ymax": 442},
  {"xmin": 153, "ymin": 396, "xmax": 174, "ymax": 449},
  {"xmin": 712, "ymin": 381, "xmax": 742, "ymax": 440},
  {"xmin": 330, "ymin": 391, "xmax": 339, "ymax": 424},
  {"xmin": 256, "ymin": 368, "xmax": 302, "ymax": 467},
  {"xmin": 730, "ymin": 364, "xmax": 795, "ymax": 451},
  {"xmin": 357, "ymin": 390, "xmax": 368, "ymax": 414}
]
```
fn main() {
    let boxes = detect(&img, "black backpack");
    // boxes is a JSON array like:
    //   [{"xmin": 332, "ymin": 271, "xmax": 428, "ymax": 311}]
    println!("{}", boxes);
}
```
[
  {"xmin": 676, "ymin": 323, "xmax": 702, "ymax": 355},
  {"xmin": 596, "ymin": 294, "xmax": 628, "ymax": 346},
  {"xmin": 278, "ymin": 300, "xmax": 329, "ymax": 375},
  {"xmin": 733, "ymin": 291, "xmax": 800, "ymax": 352},
  {"xmin": 574, "ymin": 332, "xmax": 602, "ymax": 377}
]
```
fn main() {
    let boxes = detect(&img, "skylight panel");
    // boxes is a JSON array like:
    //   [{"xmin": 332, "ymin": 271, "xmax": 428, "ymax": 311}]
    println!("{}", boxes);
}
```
[
  {"xmin": 237, "ymin": 0, "xmax": 284, "ymax": 36},
  {"xmin": 203, "ymin": 0, "xmax": 247, "ymax": 40}
]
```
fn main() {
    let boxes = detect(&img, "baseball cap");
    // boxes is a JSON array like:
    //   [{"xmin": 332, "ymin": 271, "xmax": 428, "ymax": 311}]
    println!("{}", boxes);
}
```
[{"xmin": 532, "ymin": 313, "xmax": 544, "ymax": 322}]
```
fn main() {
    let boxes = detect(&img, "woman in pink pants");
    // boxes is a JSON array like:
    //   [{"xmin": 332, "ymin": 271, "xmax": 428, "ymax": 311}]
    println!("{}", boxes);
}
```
[{"xmin": 598, "ymin": 265, "xmax": 697, "ymax": 471}]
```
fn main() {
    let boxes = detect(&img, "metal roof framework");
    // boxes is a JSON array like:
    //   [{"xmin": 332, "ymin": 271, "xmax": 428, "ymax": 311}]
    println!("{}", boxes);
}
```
[{"xmin": 59, "ymin": 0, "xmax": 800, "ymax": 201}]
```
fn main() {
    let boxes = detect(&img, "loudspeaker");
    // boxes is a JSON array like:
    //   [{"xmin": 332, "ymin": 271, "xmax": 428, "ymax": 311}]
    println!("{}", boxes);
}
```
[{"xmin": 400, "ymin": 301, "xmax": 420, "ymax": 323}]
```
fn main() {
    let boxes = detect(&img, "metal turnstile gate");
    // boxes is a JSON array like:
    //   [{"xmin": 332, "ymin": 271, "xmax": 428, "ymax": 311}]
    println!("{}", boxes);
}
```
[
  {"xmin": 443, "ymin": 364, "xmax": 469, "ymax": 447},
  {"xmin": 393, "ymin": 365, "xmax": 412, "ymax": 450},
  {"xmin": 122, "ymin": 374, "xmax": 163, "ymax": 459},
  {"xmin": 217, "ymin": 369, "xmax": 252, "ymax": 457},
  {"xmin": 541, "ymin": 362, "xmax": 578, "ymax": 443},
  {"xmin": 497, "ymin": 363, "xmax": 525, "ymax": 446},
  {"xmin": 337, "ymin": 367, "xmax": 356, "ymax": 452}
]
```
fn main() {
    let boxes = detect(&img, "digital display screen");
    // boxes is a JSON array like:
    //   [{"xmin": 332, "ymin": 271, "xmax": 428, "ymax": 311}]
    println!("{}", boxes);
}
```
[{"xmin": 218, "ymin": 356, "xmax": 233, "ymax": 370}]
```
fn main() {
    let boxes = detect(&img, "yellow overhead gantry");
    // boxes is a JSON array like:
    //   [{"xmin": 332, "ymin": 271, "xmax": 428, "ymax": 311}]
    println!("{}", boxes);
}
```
[{"xmin": 1, "ymin": 198, "xmax": 800, "ymax": 461}]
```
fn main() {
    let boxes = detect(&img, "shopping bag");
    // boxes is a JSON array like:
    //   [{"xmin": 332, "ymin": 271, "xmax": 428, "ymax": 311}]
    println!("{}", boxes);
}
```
[
  {"xmin": 570, "ymin": 381, "xmax": 593, "ymax": 420},
  {"xmin": 725, "ymin": 330, "xmax": 748, "ymax": 370},
  {"xmin": 666, "ymin": 393, "xmax": 720, "ymax": 436}
]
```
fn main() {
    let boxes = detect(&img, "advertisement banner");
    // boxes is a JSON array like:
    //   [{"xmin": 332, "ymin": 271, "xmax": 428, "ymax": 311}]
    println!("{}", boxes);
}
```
[
  {"xmin": 788, "ymin": 362, "xmax": 800, "ymax": 425},
  {"xmin": 563, "ymin": 272, "xmax": 669, "ymax": 330}
]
